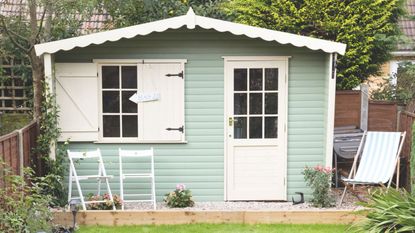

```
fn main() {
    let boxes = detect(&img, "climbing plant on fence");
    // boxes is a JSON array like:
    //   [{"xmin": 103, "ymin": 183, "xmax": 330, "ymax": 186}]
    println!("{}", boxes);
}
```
[{"xmin": 411, "ymin": 122, "xmax": 415, "ymax": 195}]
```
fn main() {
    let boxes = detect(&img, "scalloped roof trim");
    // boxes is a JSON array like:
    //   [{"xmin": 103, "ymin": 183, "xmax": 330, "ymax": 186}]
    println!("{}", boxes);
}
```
[{"xmin": 34, "ymin": 8, "xmax": 346, "ymax": 56}]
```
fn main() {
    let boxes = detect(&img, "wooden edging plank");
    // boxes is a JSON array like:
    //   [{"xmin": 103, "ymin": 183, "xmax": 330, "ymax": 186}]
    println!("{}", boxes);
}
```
[{"xmin": 52, "ymin": 210, "xmax": 364, "ymax": 226}]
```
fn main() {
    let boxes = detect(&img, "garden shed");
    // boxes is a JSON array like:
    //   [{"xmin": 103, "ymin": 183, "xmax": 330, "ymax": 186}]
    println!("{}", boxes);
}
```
[{"xmin": 34, "ymin": 8, "xmax": 346, "ymax": 201}]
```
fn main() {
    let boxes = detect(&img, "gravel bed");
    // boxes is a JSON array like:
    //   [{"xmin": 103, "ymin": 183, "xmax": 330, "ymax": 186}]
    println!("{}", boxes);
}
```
[{"xmin": 124, "ymin": 188, "xmax": 367, "ymax": 211}]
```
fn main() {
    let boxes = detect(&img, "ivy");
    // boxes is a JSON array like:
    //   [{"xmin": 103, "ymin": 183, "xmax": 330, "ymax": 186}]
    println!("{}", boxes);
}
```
[{"xmin": 33, "ymin": 81, "xmax": 68, "ymax": 207}]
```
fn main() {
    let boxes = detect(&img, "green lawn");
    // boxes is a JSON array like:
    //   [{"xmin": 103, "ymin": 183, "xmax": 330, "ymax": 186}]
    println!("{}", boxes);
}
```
[
  {"xmin": 78, "ymin": 224, "xmax": 349, "ymax": 233},
  {"xmin": 0, "ymin": 113, "xmax": 31, "ymax": 135}
]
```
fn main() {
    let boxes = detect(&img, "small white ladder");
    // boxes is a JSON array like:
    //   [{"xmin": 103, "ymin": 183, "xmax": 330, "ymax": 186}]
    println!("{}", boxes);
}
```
[
  {"xmin": 119, "ymin": 148, "xmax": 156, "ymax": 210},
  {"xmin": 67, "ymin": 149, "xmax": 115, "ymax": 211}
]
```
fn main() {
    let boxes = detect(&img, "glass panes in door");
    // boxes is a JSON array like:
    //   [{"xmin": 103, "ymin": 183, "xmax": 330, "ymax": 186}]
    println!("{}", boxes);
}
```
[{"xmin": 233, "ymin": 67, "xmax": 279, "ymax": 139}]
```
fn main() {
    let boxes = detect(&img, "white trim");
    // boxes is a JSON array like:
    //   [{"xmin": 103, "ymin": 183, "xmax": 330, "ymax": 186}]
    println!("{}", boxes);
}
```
[
  {"xmin": 94, "ymin": 140, "xmax": 188, "ymax": 144},
  {"xmin": 224, "ymin": 56, "xmax": 288, "ymax": 201},
  {"xmin": 93, "ymin": 59, "xmax": 143, "ymax": 64},
  {"xmin": 325, "ymin": 53, "xmax": 336, "ymax": 167},
  {"xmin": 92, "ymin": 59, "xmax": 187, "ymax": 64},
  {"xmin": 44, "ymin": 53, "xmax": 56, "ymax": 160},
  {"xmin": 390, "ymin": 51, "xmax": 415, "ymax": 57},
  {"xmin": 222, "ymin": 56, "xmax": 291, "ymax": 61},
  {"xmin": 35, "ymin": 8, "xmax": 346, "ymax": 56},
  {"xmin": 97, "ymin": 60, "xmax": 186, "ymax": 143}
]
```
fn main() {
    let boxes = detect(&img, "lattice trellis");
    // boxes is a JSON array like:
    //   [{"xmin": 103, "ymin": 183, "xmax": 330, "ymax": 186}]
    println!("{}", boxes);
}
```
[{"xmin": 0, "ymin": 59, "xmax": 31, "ymax": 113}]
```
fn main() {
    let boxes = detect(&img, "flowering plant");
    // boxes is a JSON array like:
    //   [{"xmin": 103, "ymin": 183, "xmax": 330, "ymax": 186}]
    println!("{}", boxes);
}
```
[
  {"xmin": 164, "ymin": 184, "xmax": 194, "ymax": 208},
  {"xmin": 86, "ymin": 193, "xmax": 122, "ymax": 210},
  {"xmin": 303, "ymin": 165, "xmax": 335, "ymax": 207}
]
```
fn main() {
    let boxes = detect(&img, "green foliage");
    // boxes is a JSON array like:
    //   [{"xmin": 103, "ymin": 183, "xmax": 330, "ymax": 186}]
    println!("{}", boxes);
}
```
[
  {"xmin": 0, "ymin": 163, "xmax": 52, "ymax": 233},
  {"xmin": 353, "ymin": 188, "xmax": 415, "ymax": 232},
  {"xmin": 0, "ymin": 114, "xmax": 31, "ymax": 136},
  {"xmin": 223, "ymin": 0, "xmax": 404, "ymax": 90},
  {"xmin": 411, "ymin": 122, "xmax": 415, "ymax": 195},
  {"xmin": 86, "ymin": 193, "xmax": 122, "ymax": 210},
  {"xmin": 371, "ymin": 62, "xmax": 415, "ymax": 104},
  {"xmin": 102, "ymin": 0, "xmax": 227, "ymax": 27},
  {"xmin": 164, "ymin": 184, "xmax": 195, "ymax": 208},
  {"xmin": 33, "ymin": 81, "xmax": 69, "ymax": 207},
  {"xmin": 303, "ymin": 165, "xmax": 335, "ymax": 207}
]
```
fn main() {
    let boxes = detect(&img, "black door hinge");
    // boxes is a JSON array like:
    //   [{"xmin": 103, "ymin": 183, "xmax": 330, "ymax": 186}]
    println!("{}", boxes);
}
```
[
  {"xmin": 166, "ymin": 125, "xmax": 184, "ymax": 133},
  {"xmin": 165, "ymin": 71, "xmax": 183, "ymax": 79}
]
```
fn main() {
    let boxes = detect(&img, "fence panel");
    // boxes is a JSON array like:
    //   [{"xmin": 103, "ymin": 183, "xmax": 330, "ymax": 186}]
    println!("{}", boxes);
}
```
[
  {"xmin": 368, "ymin": 101, "xmax": 398, "ymax": 131},
  {"xmin": 0, "ymin": 120, "xmax": 40, "ymax": 188},
  {"xmin": 335, "ymin": 90, "xmax": 361, "ymax": 127}
]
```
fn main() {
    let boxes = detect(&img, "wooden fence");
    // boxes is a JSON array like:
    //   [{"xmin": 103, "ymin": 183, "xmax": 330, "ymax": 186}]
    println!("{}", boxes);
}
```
[{"xmin": 0, "ymin": 120, "xmax": 41, "ymax": 187}]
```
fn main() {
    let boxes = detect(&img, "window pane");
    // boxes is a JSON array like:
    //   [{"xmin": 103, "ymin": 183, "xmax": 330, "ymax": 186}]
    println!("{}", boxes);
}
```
[
  {"xmin": 102, "ymin": 66, "xmax": 119, "ymax": 89},
  {"xmin": 249, "ymin": 117, "xmax": 262, "ymax": 138},
  {"xmin": 249, "ymin": 68, "xmax": 262, "ymax": 90},
  {"xmin": 265, "ymin": 68, "xmax": 278, "ymax": 90},
  {"xmin": 265, "ymin": 93, "xmax": 278, "ymax": 114},
  {"xmin": 122, "ymin": 115, "xmax": 138, "ymax": 137},
  {"xmin": 265, "ymin": 117, "xmax": 278, "ymax": 138},
  {"xmin": 234, "ymin": 117, "xmax": 247, "ymax": 139},
  {"xmin": 103, "ymin": 115, "xmax": 120, "ymax": 137},
  {"xmin": 234, "ymin": 69, "xmax": 247, "ymax": 91},
  {"xmin": 102, "ymin": 91, "xmax": 119, "ymax": 113},
  {"xmin": 249, "ymin": 93, "xmax": 262, "ymax": 114},
  {"xmin": 122, "ymin": 91, "xmax": 137, "ymax": 113},
  {"xmin": 234, "ymin": 93, "xmax": 247, "ymax": 115},
  {"xmin": 122, "ymin": 66, "xmax": 137, "ymax": 89}
]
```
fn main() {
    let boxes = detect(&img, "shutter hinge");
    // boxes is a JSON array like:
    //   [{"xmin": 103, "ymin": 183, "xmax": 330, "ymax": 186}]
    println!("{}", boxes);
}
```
[
  {"xmin": 166, "ymin": 125, "xmax": 184, "ymax": 133},
  {"xmin": 97, "ymin": 72, "xmax": 99, "ymax": 77},
  {"xmin": 165, "ymin": 71, "xmax": 184, "ymax": 79}
]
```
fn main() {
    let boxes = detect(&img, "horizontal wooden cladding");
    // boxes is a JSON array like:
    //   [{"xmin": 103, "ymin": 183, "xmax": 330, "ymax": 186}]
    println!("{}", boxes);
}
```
[
  {"xmin": 52, "ymin": 210, "xmax": 363, "ymax": 226},
  {"xmin": 335, "ymin": 90, "xmax": 361, "ymax": 128},
  {"xmin": 368, "ymin": 101, "xmax": 398, "ymax": 132}
]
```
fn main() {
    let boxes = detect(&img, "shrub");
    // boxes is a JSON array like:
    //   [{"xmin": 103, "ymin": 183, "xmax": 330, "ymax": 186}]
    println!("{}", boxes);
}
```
[
  {"xmin": 353, "ymin": 188, "xmax": 415, "ymax": 232},
  {"xmin": 303, "ymin": 165, "xmax": 335, "ymax": 207},
  {"xmin": 164, "ymin": 184, "xmax": 195, "ymax": 208},
  {"xmin": 86, "ymin": 193, "xmax": 122, "ymax": 210},
  {"xmin": 0, "ymin": 164, "xmax": 52, "ymax": 232}
]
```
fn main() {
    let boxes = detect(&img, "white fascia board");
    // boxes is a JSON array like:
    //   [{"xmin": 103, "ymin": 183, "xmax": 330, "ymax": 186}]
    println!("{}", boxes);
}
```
[
  {"xmin": 390, "ymin": 51, "xmax": 415, "ymax": 57},
  {"xmin": 35, "ymin": 8, "xmax": 346, "ymax": 56}
]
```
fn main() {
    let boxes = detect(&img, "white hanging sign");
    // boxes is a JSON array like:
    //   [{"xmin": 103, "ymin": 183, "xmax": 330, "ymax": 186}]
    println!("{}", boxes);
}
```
[{"xmin": 129, "ymin": 92, "xmax": 160, "ymax": 103}]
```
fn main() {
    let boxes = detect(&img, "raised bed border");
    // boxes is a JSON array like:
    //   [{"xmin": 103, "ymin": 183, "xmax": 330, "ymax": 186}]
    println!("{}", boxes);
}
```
[{"xmin": 53, "ymin": 210, "xmax": 364, "ymax": 226}]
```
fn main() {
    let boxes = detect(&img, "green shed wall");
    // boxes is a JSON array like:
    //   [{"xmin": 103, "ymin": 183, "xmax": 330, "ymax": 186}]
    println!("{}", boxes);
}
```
[{"xmin": 56, "ymin": 28, "xmax": 330, "ymax": 201}]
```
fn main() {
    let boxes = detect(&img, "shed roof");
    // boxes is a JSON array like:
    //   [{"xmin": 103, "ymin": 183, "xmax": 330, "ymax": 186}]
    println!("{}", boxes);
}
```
[{"xmin": 34, "ymin": 8, "xmax": 346, "ymax": 56}]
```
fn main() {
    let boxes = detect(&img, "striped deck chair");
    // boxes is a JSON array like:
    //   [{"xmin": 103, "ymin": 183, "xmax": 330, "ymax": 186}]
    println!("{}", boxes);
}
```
[{"xmin": 339, "ymin": 131, "xmax": 406, "ymax": 205}]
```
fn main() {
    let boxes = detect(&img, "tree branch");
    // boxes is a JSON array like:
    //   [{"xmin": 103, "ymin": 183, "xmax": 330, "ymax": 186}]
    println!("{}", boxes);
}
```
[{"xmin": 0, "ymin": 17, "xmax": 30, "ymax": 53}]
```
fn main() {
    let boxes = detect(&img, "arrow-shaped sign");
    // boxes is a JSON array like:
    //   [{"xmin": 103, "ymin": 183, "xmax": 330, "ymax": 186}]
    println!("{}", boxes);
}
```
[{"xmin": 129, "ymin": 92, "xmax": 161, "ymax": 103}]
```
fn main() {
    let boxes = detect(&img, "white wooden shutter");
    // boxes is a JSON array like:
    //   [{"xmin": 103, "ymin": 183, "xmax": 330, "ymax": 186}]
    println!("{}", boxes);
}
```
[
  {"xmin": 139, "ymin": 62, "xmax": 185, "ymax": 141},
  {"xmin": 55, "ymin": 63, "xmax": 98, "ymax": 141}
]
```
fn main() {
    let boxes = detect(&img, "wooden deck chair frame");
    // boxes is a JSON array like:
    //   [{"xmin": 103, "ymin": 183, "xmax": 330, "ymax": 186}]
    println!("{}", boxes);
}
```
[
  {"xmin": 68, "ymin": 149, "xmax": 115, "ymax": 210},
  {"xmin": 119, "ymin": 148, "xmax": 156, "ymax": 210},
  {"xmin": 339, "ymin": 131, "xmax": 406, "ymax": 205}
]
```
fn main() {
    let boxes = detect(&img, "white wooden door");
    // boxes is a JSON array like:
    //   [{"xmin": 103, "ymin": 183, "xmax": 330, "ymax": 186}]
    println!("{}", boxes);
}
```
[{"xmin": 225, "ymin": 59, "xmax": 287, "ymax": 201}]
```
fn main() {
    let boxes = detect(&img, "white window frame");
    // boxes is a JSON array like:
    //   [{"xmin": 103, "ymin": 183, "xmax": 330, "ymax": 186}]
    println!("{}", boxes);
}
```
[{"xmin": 95, "ymin": 59, "xmax": 187, "ymax": 143}]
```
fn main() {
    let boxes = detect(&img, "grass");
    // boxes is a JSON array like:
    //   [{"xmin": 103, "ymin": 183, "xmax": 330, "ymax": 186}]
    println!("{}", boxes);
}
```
[
  {"xmin": 0, "ymin": 113, "xmax": 31, "ymax": 135},
  {"xmin": 78, "ymin": 224, "xmax": 349, "ymax": 233}
]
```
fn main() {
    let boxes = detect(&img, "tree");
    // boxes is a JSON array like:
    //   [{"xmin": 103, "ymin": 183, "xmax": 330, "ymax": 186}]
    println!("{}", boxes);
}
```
[
  {"xmin": 222, "ymin": 0, "xmax": 404, "ymax": 90},
  {"xmin": 0, "ymin": 0, "xmax": 98, "ymax": 118},
  {"xmin": 102, "ymin": 0, "xmax": 227, "ymax": 27}
]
